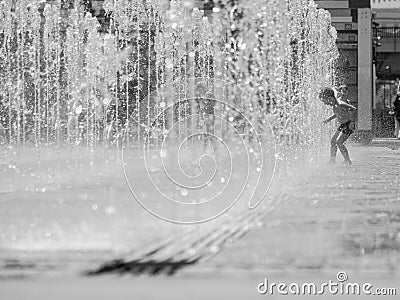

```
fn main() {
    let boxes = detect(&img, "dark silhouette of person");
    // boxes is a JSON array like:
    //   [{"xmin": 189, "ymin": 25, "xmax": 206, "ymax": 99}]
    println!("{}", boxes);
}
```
[{"xmin": 393, "ymin": 93, "xmax": 400, "ymax": 139}]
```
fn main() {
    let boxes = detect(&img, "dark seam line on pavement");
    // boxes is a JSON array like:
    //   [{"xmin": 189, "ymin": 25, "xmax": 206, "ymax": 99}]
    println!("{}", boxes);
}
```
[{"xmin": 85, "ymin": 206, "xmax": 276, "ymax": 276}]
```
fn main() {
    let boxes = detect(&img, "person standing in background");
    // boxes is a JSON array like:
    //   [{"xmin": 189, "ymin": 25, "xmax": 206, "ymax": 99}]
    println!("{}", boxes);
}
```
[
  {"xmin": 195, "ymin": 82, "xmax": 217, "ymax": 153},
  {"xmin": 0, "ymin": 99, "xmax": 9, "ymax": 144},
  {"xmin": 393, "ymin": 92, "xmax": 400, "ymax": 139}
]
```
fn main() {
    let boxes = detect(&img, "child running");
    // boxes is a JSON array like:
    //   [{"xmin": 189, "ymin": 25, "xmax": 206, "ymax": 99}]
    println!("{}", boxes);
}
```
[{"xmin": 319, "ymin": 87, "xmax": 357, "ymax": 165}]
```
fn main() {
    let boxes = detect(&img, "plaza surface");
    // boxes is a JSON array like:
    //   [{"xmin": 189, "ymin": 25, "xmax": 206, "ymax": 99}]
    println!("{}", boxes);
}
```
[{"xmin": 1, "ymin": 144, "xmax": 400, "ymax": 299}]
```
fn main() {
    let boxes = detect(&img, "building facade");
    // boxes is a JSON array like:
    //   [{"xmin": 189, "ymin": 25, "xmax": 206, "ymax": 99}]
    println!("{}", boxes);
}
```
[{"xmin": 371, "ymin": 0, "xmax": 400, "ymax": 137}]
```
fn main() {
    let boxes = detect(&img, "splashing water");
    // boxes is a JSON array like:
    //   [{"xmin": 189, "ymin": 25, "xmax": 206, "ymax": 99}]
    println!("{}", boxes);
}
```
[
  {"xmin": 0, "ymin": 0, "xmax": 337, "ymax": 151},
  {"xmin": 0, "ymin": 0, "xmax": 339, "ymax": 251}
]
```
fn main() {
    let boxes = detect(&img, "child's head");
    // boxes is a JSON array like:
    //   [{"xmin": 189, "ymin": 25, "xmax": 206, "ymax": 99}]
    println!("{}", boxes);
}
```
[{"xmin": 319, "ymin": 87, "xmax": 337, "ymax": 106}]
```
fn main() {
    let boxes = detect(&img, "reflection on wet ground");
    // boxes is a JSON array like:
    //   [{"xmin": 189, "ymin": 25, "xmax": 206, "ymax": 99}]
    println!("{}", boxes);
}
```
[
  {"xmin": 190, "ymin": 146, "xmax": 400, "ymax": 277},
  {"xmin": 1, "ymin": 145, "xmax": 399, "ymax": 279}
]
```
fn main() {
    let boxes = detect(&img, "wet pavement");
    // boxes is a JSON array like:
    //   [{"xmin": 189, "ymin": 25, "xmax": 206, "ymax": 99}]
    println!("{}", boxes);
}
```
[
  {"xmin": 1, "ymin": 144, "xmax": 400, "ymax": 299},
  {"xmin": 181, "ymin": 144, "xmax": 400, "ymax": 280}
]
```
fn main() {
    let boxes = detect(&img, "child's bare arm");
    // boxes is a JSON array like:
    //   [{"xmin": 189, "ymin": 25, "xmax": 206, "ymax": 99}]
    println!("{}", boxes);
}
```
[
  {"xmin": 339, "ymin": 102, "xmax": 356, "ymax": 111},
  {"xmin": 323, "ymin": 114, "xmax": 336, "ymax": 124}
]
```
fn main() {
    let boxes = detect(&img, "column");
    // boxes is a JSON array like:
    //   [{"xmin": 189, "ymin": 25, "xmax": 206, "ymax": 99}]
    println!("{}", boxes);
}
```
[{"xmin": 357, "ymin": 8, "xmax": 373, "ymax": 142}]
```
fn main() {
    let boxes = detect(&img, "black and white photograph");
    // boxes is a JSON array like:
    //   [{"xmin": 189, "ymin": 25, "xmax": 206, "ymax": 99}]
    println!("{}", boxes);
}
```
[{"xmin": 0, "ymin": 0, "xmax": 399, "ymax": 299}]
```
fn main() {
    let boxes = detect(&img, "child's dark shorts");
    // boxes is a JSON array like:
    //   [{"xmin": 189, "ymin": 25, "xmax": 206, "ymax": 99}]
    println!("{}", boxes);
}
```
[{"xmin": 338, "ymin": 121, "xmax": 354, "ymax": 136}]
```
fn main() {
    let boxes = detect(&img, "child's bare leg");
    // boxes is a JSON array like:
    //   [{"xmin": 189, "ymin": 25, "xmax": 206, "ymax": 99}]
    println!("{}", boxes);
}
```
[
  {"xmin": 330, "ymin": 130, "xmax": 341, "ymax": 162},
  {"xmin": 395, "ymin": 118, "xmax": 400, "ymax": 139},
  {"xmin": 336, "ymin": 132, "xmax": 351, "ymax": 163}
]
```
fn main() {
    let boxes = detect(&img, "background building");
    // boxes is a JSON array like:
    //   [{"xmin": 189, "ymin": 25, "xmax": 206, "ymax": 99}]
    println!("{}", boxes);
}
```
[{"xmin": 371, "ymin": 0, "xmax": 400, "ymax": 137}]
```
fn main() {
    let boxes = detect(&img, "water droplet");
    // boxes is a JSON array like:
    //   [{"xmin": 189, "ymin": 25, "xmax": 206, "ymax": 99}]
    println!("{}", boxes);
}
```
[
  {"xmin": 210, "ymin": 245, "xmax": 219, "ymax": 253},
  {"xmin": 105, "ymin": 206, "xmax": 116, "ymax": 215},
  {"xmin": 92, "ymin": 204, "xmax": 98, "ymax": 210},
  {"xmin": 165, "ymin": 58, "xmax": 173, "ymax": 69},
  {"xmin": 180, "ymin": 189, "xmax": 188, "ymax": 196},
  {"xmin": 75, "ymin": 105, "xmax": 83, "ymax": 114}
]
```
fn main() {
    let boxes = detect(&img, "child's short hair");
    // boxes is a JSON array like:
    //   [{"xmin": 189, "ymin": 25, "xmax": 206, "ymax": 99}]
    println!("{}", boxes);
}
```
[{"xmin": 319, "ymin": 87, "xmax": 336, "ymax": 99}]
